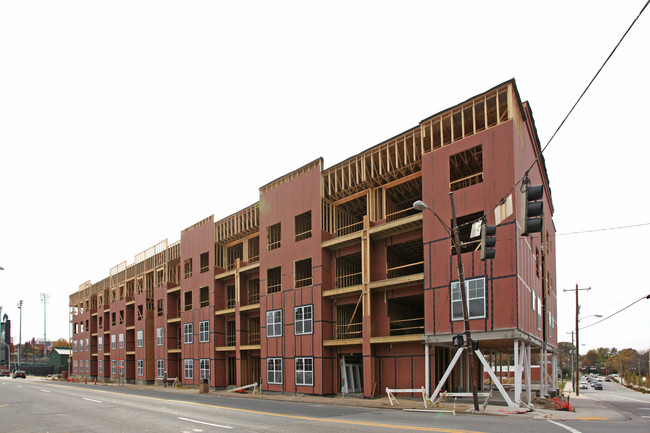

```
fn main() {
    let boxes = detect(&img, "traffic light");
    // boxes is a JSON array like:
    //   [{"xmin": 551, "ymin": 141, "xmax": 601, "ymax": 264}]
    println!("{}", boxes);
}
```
[
  {"xmin": 452, "ymin": 334, "xmax": 465, "ymax": 347},
  {"xmin": 480, "ymin": 221, "xmax": 496, "ymax": 260},
  {"xmin": 521, "ymin": 184, "xmax": 543, "ymax": 236}
]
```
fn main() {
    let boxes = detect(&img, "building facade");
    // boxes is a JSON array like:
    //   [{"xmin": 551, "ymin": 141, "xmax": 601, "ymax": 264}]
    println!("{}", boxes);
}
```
[{"xmin": 69, "ymin": 79, "xmax": 557, "ymax": 400}]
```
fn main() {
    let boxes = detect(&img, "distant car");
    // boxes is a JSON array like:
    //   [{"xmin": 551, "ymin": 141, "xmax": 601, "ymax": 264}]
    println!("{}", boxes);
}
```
[
  {"xmin": 0, "ymin": 369, "xmax": 10, "ymax": 377},
  {"xmin": 605, "ymin": 377, "xmax": 611, "ymax": 382},
  {"xmin": 13, "ymin": 370, "xmax": 26, "ymax": 379},
  {"xmin": 593, "ymin": 382, "xmax": 603, "ymax": 390},
  {"xmin": 579, "ymin": 382, "xmax": 589, "ymax": 389}
]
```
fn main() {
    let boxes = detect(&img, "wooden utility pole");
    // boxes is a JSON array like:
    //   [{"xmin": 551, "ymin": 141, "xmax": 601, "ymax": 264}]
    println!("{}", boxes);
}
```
[
  {"xmin": 449, "ymin": 192, "xmax": 479, "ymax": 411},
  {"xmin": 563, "ymin": 284, "xmax": 591, "ymax": 396}
]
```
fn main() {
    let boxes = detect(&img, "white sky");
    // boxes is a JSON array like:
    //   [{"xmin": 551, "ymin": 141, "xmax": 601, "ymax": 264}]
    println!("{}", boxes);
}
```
[{"xmin": 1, "ymin": 1, "xmax": 648, "ymax": 355}]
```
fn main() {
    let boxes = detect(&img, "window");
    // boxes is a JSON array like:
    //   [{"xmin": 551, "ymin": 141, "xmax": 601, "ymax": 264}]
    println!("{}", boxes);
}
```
[
  {"xmin": 157, "ymin": 299, "xmax": 164, "ymax": 317},
  {"xmin": 295, "ymin": 357, "xmax": 313, "ymax": 386},
  {"xmin": 199, "ymin": 320, "xmax": 210, "ymax": 343},
  {"xmin": 73, "ymin": 360, "xmax": 78, "ymax": 372},
  {"xmin": 184, "ymin": 258, "xmax": 192, "ymax": 279},
  {"xmin": 119, "ymin": 310, "xmax": 124, "ymax": 324},
  {"xmin": 449, "ymin": 144, "xmax": 483, "ymax": 191},
  {"xmin": 267, "ymin": 358, "xmax": 283, "ymax": 384},
  {"xmin": 157, "ymin": 359, "xmax": 165, "ymax": 378},
  {"xmin": 294, "ymin": 258, "xmax": 312, "ymax": 288},
  {"xmin": 86, "ymin": 360, "xmax": 90, "ymax": 373},
  {"xmin": 137, "ymin": 330, "xmax": 144, "ymax": 347},
  {"xmin": 85, "ymin": 338, "xmax": 89, "ymax": 351},
  {"xmin": 267, "ymin": 266, "xmax": 282, "ymax": 294},
  {"xmin": 537, "ymin": 296, "xmax": 542, "ymax": 330},
  {"xmin": 98, "ymin": 336, "xmax": 103, "ymax": 351},
  {"xmin": 199, "ymin": 286, "xmax": 209, "ymax": 308},
  {"xmin": 200, "ymin": 252, "xmax": 209, "ymax": 273},
  {"xmin": 184, "ymin": 323, "xmax": 193, "ymax": 344},
  {"xmin": 266, "ymin": 309, "xmax": 282, "ymax": 337},
  {"xmin": 98, "ymin": 360, "xmax": 103, "ymax": 374},
  {"xmin": 184, "ymin": 359, "xmax": 194, "ymax": 380},
  {"xmin": 295, "ymin": 211, "xmax": 312, "ymax": 241},
  {"xmin": 73, "ymin": 340, "xmax": 78, "ymax": 352},
  {"xmin": 98, "ymin": 316, "xmax": 103, "ymax": 329},
  {"xmin": 184, "ymin": 291, "xmax": 192, "ymax": 311},
  {"xmin": 111, "ymin": 312, "xmax": 116, "ymax": 326},
  {"xmin": 137, "ymin": 305, "xmax": 143, "ymax": 321},
  {"xmin": 294, "ymin": 305, "xmax": 313, "ymax": 335},
  {"xmin": 451, "ymin": 277, "xmax": 486, "ymax": 321},
  {"xmin": 137, "ymin": 359, "xmax": 144, "ymax": 376},
  {"xmin": 118, "ymin": 333, "xmax": 125, "ymax": 349},
  {"xmin": 157, "ymin": 327, "xmax": 165, "ymax": 346},
  {"xmin": 452, "ymin": 212, "xmax": 483, "ymax": 254},
  {"xmin": 111, "ymin": 360, "xmax": 116, "ymax": 375},
  {"xmin": 267, "ymin": 223, "xmax": 281, "ymax": 250},
  {"xmin": 111, "ymin": 334, "xmax": 117, "ymax": 349},
  {"xmin": 200, "ymin": 358, "xmax": 210, "ymax": 380}
]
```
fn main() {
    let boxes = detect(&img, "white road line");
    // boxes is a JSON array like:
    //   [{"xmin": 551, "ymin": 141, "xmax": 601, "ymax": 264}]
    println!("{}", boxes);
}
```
[
  {"xmin": 641, "ymin": 415, "xmax": 650, "ymax": 419},
  {"xmin": 40, "ymin": 390, "xmax": 51, "ymax": 393},
  {"xmin": 17, "ymin": 385, "xmax": 23, "ymax": 388},
  {"xmin": 638, "ymin": 407, "xmax": 650, "ymax": 410},
  {"xmin": 612, "ymin": 394, "xmax": 648, "ymax": 403},
  {"xmin": 547, "ymin": 420, "xmax": 582, "ymax": 433},
  {"xmin": 178, "ymin": 417, "xmax": 232, "ymax": 429},
  {"xmin": 83, "ymin": 398, "xmax": 102, "ymax": 403}
]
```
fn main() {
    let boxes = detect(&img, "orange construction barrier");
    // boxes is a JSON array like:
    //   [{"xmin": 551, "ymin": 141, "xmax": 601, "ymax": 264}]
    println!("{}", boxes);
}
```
[{"xmin": 94, "ymin": 379, "xmax": 97, "ymax": 385}]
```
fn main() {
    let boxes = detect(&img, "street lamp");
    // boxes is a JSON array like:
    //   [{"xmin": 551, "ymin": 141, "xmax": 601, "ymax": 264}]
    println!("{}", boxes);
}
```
[
  {"xmin": 413, "ymin": 196, "xmax": 480, "ymax": 411},
  {"xmin": 17, "ymin": 300, "xmax": 23, "ymax": 368}
]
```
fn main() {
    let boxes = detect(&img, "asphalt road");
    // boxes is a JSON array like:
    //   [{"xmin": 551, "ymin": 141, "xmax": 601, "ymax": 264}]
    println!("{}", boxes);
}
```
[
  {"xmin": 0, "ymin": 377, "xmax": 648, "ymax": 433},
  {"xmin": 577, "ymin": 379, "xmax": 650, "ymax": 421}
]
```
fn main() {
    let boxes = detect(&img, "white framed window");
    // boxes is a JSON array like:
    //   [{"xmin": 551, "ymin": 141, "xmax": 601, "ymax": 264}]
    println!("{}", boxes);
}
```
[
  {"xmin": 200, "ymin": 358, "xmax": 210, "ymax": 380},
  {"xmin": 98, "ymin": 360, "xmax": 103, "ymax": 374},
  {"xmin": 295, "ymin": 357, "xmax": 313, "ymax": 386},
  {"xmin": 137, "ymin": 330, "xmax": 144, "ymax": 347},
  {"xmin": 73, "ymin": 341, "xmax": 78, "ymax": 352},
  {"xmin": 73, "ymin": 360, "xmax": 78, "ymax": 372},
  {"xmin": 157, "ymin": 359, "xmax": 165, "ymax": 378},
  {"xmin": 137, "ymin": 359, "xmax": 144, "ymax": 376},
  {"xmin": 86, "ymin": 359, "xmax": 90, "ymax": 373},
  {"xmin": 294, "ymin": 305, "xmax": 313, "ymax": 335},
  {"xmin": 451, "ymin": 277, "xmax": 486, "ymax": 321},
  {"xmin": 85, "ymin": 338, "xmax": 89, "ymax": 351},
  {"xmin": 184, "ymin": 358, "xmax": 194, "ymax": 380},
  {"xmin": 267, "ymin": 358, "xmax": 283, "ymax": 384},
  {"xmin": 184, "ymin": 323, "xmax": 193, "ymax": 344},
  {"xmin": 111, "ymin": 334, "xmax": 116, "ymax": 349},
  {"xmin": 266, "ymin": 310, "xmax": 282, "ymax": 337},
  {"xmin": 199, "ymin": 320, "xmax": 210, "ymax": 342},
  {"xmin": 157, "ymin": 327, "xmax": 164, "ymax": 346},
  {"xmin": 111, "ymin": 360, "xmax": 116, "ymax": 375},
  {"xmin": 98, "ymin": 336, "xmax": 103, "ymax": 351},
  {"xmin": 537, "ymin": 297, "xmax": 542, "ymax": 330},
  {"xmin": 118, "ymin": 333, "xmax": 125, "ymax": 349}
]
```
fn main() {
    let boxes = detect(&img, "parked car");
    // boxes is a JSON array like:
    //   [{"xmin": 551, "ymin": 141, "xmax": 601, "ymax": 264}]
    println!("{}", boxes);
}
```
[
  {"xmin": 13, "ymin": 370, "xmax": 26, "ymax": 379},
  {"xmin": 605, "ymin": 377, "xmax": 611, "ymax": 382},
  {"xmin": 0, "ymin": 369, "xmax": 10, "ymax": 377},
  {"xmin": 593, "ymin": 382, "xmax": 603, "ymax": 390},
  {"xmin": 579, "ymin": 382, "xmax": 589, "ymax": 389}
]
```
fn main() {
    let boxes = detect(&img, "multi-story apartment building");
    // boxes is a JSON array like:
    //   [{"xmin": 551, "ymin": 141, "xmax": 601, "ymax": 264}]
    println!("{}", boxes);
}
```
[{"xmin": 70, "ymin": 79, "xmax": 557, "ymax": 401}]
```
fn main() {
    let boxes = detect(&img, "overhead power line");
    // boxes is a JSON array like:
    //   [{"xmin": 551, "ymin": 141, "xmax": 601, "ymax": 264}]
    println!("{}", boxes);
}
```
[{"xmin": 579, "ymin": 294, "xmax": 650, "ymax": 330}]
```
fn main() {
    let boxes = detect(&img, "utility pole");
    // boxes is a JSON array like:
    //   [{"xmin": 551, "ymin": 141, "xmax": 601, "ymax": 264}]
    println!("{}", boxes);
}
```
[
  {"xmin": 17, "ymin": 300, "xmax": 23, "ymax": 368},
  {"xmin": 563, "ymin": 284, "xmax": 591, "ymax": 396},
  {"xmin": 40, "ymin": 293, "xmax": 50, "ymax": 356},
  {"xmin": 449, "ymin": 192, "xmax": 479, "ymax": 411}
]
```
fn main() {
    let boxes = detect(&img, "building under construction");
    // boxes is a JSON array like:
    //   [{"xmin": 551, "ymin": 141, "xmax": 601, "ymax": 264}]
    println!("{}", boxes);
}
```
[{"xmin": 69, "ymin": 79, "xmax": 557, "ymax": 404}]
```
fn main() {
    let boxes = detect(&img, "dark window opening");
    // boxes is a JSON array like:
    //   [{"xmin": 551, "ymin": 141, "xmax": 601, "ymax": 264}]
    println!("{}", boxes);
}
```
[
  {"xmin": 200, "ymin": 286, "xmax": 209, "ymax": 308},
  {"xmin": 295, "ymin": 211, "xmax": 312, "ymax": 242},
  {"xmin": 452, "ymin": 211, "xmax": 484, "ymax": 255},
  {"xmin": 336, "ymin": 253, "xmax": 362, "ymax": 288},
  {"xmin": 449, "ymin": 144, "xmax": 483, "ymax": 191},
  {"xmin": 267, "ymin": 267, "xmax": 282, "ymax": 294},
  {"xmin": 387, "ymin": 239, "xmax": 424, "ymax": 278},
  {"xmin": 200, "ymin": 252, "xmax": 209, "ymax": 273},
  {"xmin": 267, "ymin": 223, "xmax": 281, "ymax": 251},
  {"xmin": 294, "ymin": 258, "xmax": 312, "ymax": 288},
  {"xmin": 388, "ymin": 295, "xmax": 424, "ymax": 336}
]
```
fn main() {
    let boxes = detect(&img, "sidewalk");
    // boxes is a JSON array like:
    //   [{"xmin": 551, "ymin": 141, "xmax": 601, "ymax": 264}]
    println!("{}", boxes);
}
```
[{"xmin": 50, "ymin": 377, "xmax": 626, "ymax": 421}]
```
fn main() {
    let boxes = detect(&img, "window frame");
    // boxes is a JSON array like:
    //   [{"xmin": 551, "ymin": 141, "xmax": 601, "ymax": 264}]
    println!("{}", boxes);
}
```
[
  {"xmin": 294, "ymin": 305, "xmax": 313, "ymax": 335},
  {"xmin": 156, "ymin": 327, "xmax": 164, "ymax": 346},
  {"xmin": 184, "ymin": 358, "xmax": 194, "ymax": 380},
  {"xmin": 111, "ymin": 334, "xmax": 116, "ymax": 349},
  {"xmin": 157, "ymin": 359, "xmax": 165, "ymax": 378},
  {"xmin": 98, "ymin": 336, "xmax": 103, "ymax": 351},
  {"xmin": 184, "ymin": 323, "xmax": 194, "ymax": 344},
  {"xmin": 200, "ymin": 358, "xmax": 210, "ymax": 380},
  {"xmin": 118, "ymin": 332, "xmax": 125, "ymax": 349},
  {"xmin": 267, "ymin": 358, "xmax": 283, "ymax": 384},
  {"xmin": 451, "ymin": 277, "xmax": 486, "ymax": 321},
  {"xmin": 295, "ymin": 357, "xmax": 313, "ymax": 386},
  {"xmin": 137, "ymin": 359, "xmax": 144, "ymax": 376},
  {"xmin": 266, "ymin": 309, "xmax": 282, "ymax": 338},
  {"xmin": 136, "ymin": 330, "xmax": 144, "ymax": 347},
  {"xmin": 199, "ymin": 320, "xmax": 210, "ymax": 343}
]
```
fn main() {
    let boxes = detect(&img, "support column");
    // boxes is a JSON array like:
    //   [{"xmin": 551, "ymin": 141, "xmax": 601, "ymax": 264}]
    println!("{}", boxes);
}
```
[
  {"xmin": 514, "ymin": 340, "xmax": 521, "ymax": 403},
  {"xmin": 425, "ymin": 343, "xmax": 430, "ymax": 395},
  {"xmin": 361, "ymin": 216, "xmax": 374, "ymax": 398},
  {"xmin": 525, "ymin": 344, "xmax": 532, "ymax": 404}
]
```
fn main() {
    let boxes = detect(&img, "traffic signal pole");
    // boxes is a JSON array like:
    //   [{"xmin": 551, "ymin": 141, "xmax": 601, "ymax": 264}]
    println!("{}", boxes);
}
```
[{"xmin": 449, "ymin": 192, "xmax": 479, "ymax": 411}]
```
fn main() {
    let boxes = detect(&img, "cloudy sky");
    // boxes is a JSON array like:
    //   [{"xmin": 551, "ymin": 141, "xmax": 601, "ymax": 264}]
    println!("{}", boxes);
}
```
[{"xmin": 1, "ymin": 1, "xmax": 648, "ymax": 354}]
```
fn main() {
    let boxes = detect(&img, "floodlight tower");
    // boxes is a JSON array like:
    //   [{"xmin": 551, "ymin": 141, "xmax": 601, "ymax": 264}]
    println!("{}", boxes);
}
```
[{"xmin": 40, "ymin": 293, "xmax": 50, "ymax": 356}]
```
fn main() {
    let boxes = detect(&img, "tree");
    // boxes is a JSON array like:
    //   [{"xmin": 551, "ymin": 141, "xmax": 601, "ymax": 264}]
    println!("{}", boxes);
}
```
[
  {"xmin": 52, "ymin": 338, "xmax": 69, "ymax": 348},
  {"xmin": 606, "ymin": 348, "xmax": 639, "ymax": 374}
]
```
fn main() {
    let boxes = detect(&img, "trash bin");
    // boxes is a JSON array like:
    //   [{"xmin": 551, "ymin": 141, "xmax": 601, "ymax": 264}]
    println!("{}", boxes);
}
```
[{"xmin": 199, "ymin": 379, "xmax": 209, "ymax": 394}]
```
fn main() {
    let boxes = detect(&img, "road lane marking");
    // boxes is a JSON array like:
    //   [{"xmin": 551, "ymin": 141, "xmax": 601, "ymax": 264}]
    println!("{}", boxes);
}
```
[
  {"xmin": 611, "ymin": 394, "xmax": 647, "ymax": 403},
  {"xmin": 178, "ymin": 417, "xmax": 231, "ymax": 429},
  {"xmin": 547, "ymin": 420, "xmax": 582, "ymax": 433},
  {"xmin": 641, "ymin": 416, "xmax": 650, "ymax": 419},
  {"xmin": 575, "ymin": 417, "xmax": 611, "ymax": 420},
  {"xmin": 40, "ymin": 390, "xmax": 51, "ymax": 393},
  {"xmin": 83, "ymin": 398, "xmax": 102, "ymax": 403},
  {"xmin": 48, "ymin": 384, "xmax": 485, "ymax": 433}
]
